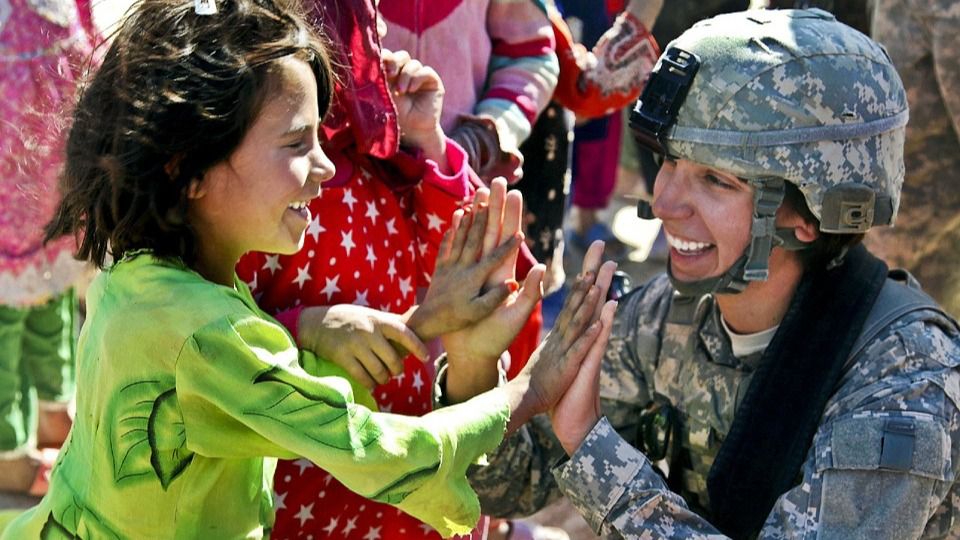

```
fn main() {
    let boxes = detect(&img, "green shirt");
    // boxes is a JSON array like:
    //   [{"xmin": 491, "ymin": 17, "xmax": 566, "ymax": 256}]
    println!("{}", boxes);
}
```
[{"xmin": 2, "ymin": 253, "xmax": 509, "ymax": 539}]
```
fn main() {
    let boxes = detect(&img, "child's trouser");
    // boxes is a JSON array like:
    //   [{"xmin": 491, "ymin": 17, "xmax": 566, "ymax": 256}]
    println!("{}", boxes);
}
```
[{"xmin": 0, "ymin": 290, "xmax": 75, "ymax": 453}]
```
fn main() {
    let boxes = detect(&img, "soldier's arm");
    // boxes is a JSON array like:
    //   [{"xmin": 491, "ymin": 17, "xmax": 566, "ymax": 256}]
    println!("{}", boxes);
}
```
[
  {"xmin": 762, "ymin": 319, "xmax": 960, "ymax": 539},
  {"xmin": 465, "ymin": 278, "xmax": 662, "ymax": 517},
  {"xmin": 549, "ymin": 318, "xmax": 960, "ymax": 539}
]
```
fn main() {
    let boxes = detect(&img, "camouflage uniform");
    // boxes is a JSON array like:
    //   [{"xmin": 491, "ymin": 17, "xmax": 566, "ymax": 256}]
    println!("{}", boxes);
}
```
[
  {"xmin": 464, "ymin": 9, "xmax": 960, "ymax": 538},
  {"xmin": 865, "ymin": 0, "xmax": 960, "ymax": 317},
  {"xmin": 469, "ymin": 273, "xmax": 960, "ymax": 538}
]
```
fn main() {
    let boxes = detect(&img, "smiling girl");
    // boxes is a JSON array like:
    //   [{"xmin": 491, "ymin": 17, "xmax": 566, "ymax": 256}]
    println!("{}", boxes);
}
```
[{"xmin": 0, "ymin": 0, "xmax": 616, "ymax": 537}]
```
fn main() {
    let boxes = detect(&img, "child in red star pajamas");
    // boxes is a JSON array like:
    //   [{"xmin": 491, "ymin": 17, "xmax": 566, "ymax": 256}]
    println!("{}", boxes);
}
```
[{"xmin": 235, "ymin": 1, "xmax": 539, "ymax": 537}]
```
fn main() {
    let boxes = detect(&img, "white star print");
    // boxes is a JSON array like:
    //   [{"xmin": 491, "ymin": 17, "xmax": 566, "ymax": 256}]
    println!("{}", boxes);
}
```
[
  {"xmin": 342, "ymin": 188, "xmax": 358, "ymax": 212},
  {"xmin": 340, "ymin": 230, "xmax": 356, "ymax": 256},
  {"xmin": 273, "ymin": 491, "xmax": 287, "ymax": 511},
  {"xmin": 386, "ymin": 258, "xmax": 397, "ymax": 281},
  {"xmin": 262, "ymin": 254, "xmax": 282, "ymax": 275},
  {"xmin": 354, "ymin": 290, "xmax": 369, "ymax": 307},
  {"xmin": 293, "ymin": 458, "xmax": 314, "ymax": 475},
  {"xmin": 293, "ymin": 263, "xmax": 312, "ymax": 289},
  {"xmin": 306, "ymin": 215, "xmax": 325, "ymax": 242},
  {"xmin": 398, "ymin": 276, "xmax": 412, "ymax": 298},
  {"xmin": 418, "ymin": 523, "xmax": 434, "ymax": 534},
  {"xmin": 363, "ymin": 526, "xmax": 382, "ymax": 540},
  {"xmin": 412, "ymin": 371, "xmax": 424, "ymax": 393},
  {"xmin": 365, "ymin": 245, "xmax": 377, "ymax": 268},
  {"xmin": 364, "ymin": 201, "xmax": 380, "ymax": 224},
  {"xmin": 246, "ymin": 272, "xmax": 258, "ymax": 292},
  {"xmin": 321, "ymin": 275, "xmax": 341, "ymax": 301},
  {"xmin": 342, "ymin": 516, "xmax": 358, "ymax": 536},
  {"xmin": 425, "ymin": 212, "xmax": 445, "ymax": 232},
  {"xmin": 323, "ymin": 517, "xmax": 339, "ymax": 535},
  {"xmin": 295, "ymin": 503, "xmax": 314, "ymax": 527},
  {"xmin": 418, "ymin": 240, "xmax": 429, "ymax": 257},
  {"xmin": 386, "ymin": 218, "xmax": 398, "ymax": 236}
]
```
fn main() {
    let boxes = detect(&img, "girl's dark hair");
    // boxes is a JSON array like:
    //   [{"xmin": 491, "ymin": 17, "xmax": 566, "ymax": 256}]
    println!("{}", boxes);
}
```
[
  {"xmin": 45, "ymin": 0, "xmax": 334, "ymax": 268},
  {"xmin": 782, "ymin": 182, "xmax": 864, "ymax": 270}
]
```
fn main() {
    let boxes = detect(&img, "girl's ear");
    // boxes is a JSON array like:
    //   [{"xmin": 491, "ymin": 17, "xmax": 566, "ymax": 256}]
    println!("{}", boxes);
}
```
[{"xmin": 187, "ymin": 177, "xmax": 206, "ymax": 200}]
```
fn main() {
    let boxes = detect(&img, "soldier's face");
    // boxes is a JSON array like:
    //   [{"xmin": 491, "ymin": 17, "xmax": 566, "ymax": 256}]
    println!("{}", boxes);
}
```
[{"xmin": 651, "ymin": 158, "xmax": 754, "ymax": 283}]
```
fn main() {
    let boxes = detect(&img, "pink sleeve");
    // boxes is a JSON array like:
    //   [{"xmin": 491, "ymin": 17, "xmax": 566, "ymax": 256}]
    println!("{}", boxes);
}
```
[{"xmin": 273, "ymin": 306, "xmax": 306, "ymax": 343}]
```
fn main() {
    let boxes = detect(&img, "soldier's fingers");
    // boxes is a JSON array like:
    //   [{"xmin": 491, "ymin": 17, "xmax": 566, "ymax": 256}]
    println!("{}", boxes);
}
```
[
  {"xmin": 580, "ymin": 240, "xmax": 605, "ymax": 279},
  {"xmin": 472, "ymin": 187, "xmax": 490, "ymax": 213},
  {"xmin": 593, "ymin": 261, "xmax": 618, "ymax": 320},
  {"xmin": 554, "ymin": 271, "xmax": 595, "ymax": 332},
  {"xmin": 562, "ymin": 285, "xmax": 601, "ymax": 350}
]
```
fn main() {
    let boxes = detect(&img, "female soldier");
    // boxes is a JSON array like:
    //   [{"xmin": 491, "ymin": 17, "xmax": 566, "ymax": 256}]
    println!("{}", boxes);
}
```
[{"xmin": 448, "ymin": 8, "xmax": 960, "ymax": 539}]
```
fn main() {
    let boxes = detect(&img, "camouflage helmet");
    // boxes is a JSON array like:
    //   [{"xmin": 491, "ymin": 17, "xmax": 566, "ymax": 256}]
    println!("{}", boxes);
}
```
[{"xmin": 631, "ymin": 8, "xmax": 908, "ymax": 295}]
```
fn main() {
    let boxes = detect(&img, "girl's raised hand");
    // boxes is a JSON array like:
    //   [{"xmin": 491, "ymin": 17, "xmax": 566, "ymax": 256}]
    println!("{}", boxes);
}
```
[{"xmin": 405, "ymin": 190, "xmax": 522, "ymax": 342}]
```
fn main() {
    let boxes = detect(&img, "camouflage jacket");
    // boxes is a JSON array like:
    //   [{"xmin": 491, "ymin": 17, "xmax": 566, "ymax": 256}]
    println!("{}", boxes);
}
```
[{"xmin": 468, "ymin": 273, "xmax": 960, "ymax": 538}]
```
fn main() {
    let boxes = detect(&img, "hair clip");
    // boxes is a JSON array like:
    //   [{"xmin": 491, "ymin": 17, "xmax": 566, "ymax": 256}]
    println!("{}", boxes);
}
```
[{"xmin": 194, "ymin": 0, "xmax": 217, "ymax": 15}]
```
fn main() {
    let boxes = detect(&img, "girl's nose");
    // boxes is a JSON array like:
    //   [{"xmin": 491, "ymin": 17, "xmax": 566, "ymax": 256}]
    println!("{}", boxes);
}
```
[{"xmin": 310, "ymin": 144, "xmax": 336, "ymax": 184}]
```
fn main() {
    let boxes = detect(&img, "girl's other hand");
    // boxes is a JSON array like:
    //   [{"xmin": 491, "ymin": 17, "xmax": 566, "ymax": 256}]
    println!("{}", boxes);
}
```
[{"xmin": 298, "ymin": 304, "xmax": 428, "ymax": 390}]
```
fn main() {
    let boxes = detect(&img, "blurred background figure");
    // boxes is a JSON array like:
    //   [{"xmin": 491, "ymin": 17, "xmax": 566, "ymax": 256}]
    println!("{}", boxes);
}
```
[
  {"xmin": 0, "ymin": 0, "xmax": 96, "ymax": 497},
  {"xmin": 865, "ymin": 0, "xmax": 960, "ymax": 316}
]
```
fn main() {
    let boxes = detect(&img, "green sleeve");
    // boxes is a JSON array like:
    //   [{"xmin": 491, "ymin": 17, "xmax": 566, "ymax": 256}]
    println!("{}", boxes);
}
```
[{"xmin": 175, "ymin": 314, "xmax": 509, "ymax": 537}]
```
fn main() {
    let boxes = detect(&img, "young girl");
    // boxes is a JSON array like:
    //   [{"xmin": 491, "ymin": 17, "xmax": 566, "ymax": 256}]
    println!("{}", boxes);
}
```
[{"xmin": 0, "ymin": 0, "xmax": 616, "ymax": 537}]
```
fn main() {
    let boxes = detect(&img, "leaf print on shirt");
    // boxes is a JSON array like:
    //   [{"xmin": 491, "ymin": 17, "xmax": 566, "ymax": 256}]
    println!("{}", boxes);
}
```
[
  {"xmin": 39, "ymin": 512, "xmax": 75, "ymax": 540},
  {"xmin": 109, "ymin": 380, "xmax": 194, "ymax": 490}
]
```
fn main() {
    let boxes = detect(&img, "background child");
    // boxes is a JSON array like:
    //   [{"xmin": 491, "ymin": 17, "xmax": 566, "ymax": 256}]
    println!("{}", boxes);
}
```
[
  {"xmin": 0, "ymin": 0, "xmax": 614, "ymax": 536},
  {"xmin": 0, "ymin": 0, "xmax": 97, "ymax": 496}
]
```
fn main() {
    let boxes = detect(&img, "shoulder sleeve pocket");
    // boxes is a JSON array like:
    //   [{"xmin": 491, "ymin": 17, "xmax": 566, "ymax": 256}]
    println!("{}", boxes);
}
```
[{"xmin": 816, "ymin": 414, "xmax": 951, "ymax": 481}]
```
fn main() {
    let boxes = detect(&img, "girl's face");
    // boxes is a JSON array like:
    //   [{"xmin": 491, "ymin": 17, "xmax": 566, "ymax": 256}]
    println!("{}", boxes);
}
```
[
  {"xmin": 651, "ymin": 158, "xmax": 754, "ymax": 283},
  {"xmin": 191, "ymin": 57, "xmax": 335, "ymax": 259}
]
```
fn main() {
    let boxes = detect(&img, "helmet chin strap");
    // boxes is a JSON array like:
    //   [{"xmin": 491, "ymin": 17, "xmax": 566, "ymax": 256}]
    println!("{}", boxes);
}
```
[{"xmin": 666, "ymin": 177, "xmax": 810, "ymax": 297}]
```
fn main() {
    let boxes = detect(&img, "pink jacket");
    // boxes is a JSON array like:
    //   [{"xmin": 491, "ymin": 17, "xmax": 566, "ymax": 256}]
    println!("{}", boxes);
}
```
[{"xmin": 379, "ymin": 0, "xmax": 558, "ymax": 181}]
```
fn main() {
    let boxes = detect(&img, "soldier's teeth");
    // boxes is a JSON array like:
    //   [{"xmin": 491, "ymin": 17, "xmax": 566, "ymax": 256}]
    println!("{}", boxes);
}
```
[{"xmin": 666, "ymin": 232, "xmax": 713, "ymax": 252}]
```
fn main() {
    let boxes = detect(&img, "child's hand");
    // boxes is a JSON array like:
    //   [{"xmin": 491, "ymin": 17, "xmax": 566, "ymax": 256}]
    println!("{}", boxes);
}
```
[
  {"xmin": 440, "ymin": 179, "xmax": 544, "ymax": 403},
  {"xmin": 405, "ymin": 193, "xmax": 522, "ymax": 343},
  {"xmin": 298, "ymin": 305, "xmax": 429, "ymax": 390},
  {"xmin": 382, "ymin": 49, "xmax": 446, "ymax": 161}
]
